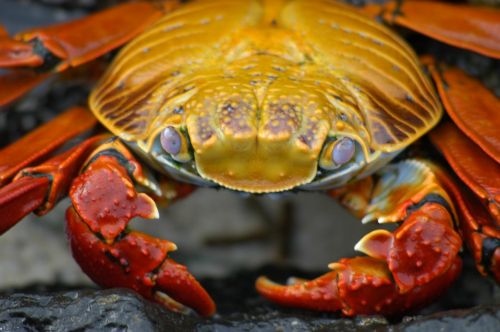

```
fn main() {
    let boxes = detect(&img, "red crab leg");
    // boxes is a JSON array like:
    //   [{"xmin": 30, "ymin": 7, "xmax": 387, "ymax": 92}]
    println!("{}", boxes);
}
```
[
  {"xmin": 434, "ymin": 164, "xmax": 500, "ymax": 283},
  {"xmin": 0, "ymin": 1, "xmax": 179, "ymax": 106},
  {"xmin": 362, "ymin": 1, "xmax": 500, "ymax": 59},
  {"xmin": 0, "ymin": 135, "xmax": 105, "ymax": 235},
  {"xmin": 0, "ymin": 2, "xmax": 170, "ymax": 70},
  {"xmin": 430, "ymin": 122, "xmax": 500, "ymax": 281},
  {"xmin": 424, "ymin": 59, "xmax": 500, "ymax": 164},
  {"xmin": 429, "ymin": 121, "xmax": 500, "ymax": 224},
  {"xmin": 0, "ymin": 106, "xmax": 96, "ymax": 185},
  {"xmin": 257, "ymin": 159, "xmax": 462, "ymax": 316},
  {"xmin": 424, "ymin": 59, "xmax": 500, "ymax": 275},
  {"xmin": 0, "ymin": 176, "xmax": 49, "ymax": 235},
  {"xmin": 67, "ymin": 139, "xmax": 215, "ymax": 316},
  {"xmin": 0, "ymin": 30, "xmax": 42, "ymax": 68},
  {"xmin": 0, "ymin": 71, "xmax": 50, "ymax": 106}
]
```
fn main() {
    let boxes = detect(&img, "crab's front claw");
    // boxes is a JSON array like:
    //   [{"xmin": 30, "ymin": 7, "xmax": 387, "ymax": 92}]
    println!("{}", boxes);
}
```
[
  {"xmin": 256, "ymin": 258, "xmax": 399, "ymax": 315},
  {"xmin": 66, "ymin": 208, "xmax": 215, "ymax": 316},
  {"xmin": 258, "ymin": 202, "xmax": 462, "ymax": 316},
  {"xmin": 256, "ymin": 271, "xmax": 341, "ymax": 312},
  {"xmin": 66, "ymin": 139, "xmax": 215, "ymax": 316},
  {"xmin": 257, "ymin": 255, "xmax": 461, "ymax": 317},
  {"xmin": 154, "ymin": 258, "xmax": 216, "ymax": 317}
]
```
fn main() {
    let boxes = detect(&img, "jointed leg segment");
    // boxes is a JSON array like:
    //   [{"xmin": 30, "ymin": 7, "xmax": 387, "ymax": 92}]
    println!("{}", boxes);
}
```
[
  {"xmin": 0, "ymin": 1, "xmax": 181, "ymax": 106},
  {"xmin": 0, "ymin": 107, "xmax": 98, "ymax": 234},
  {"xmin": 66, "ymin": 138, "xmax": 215, "ymax": 316},
  {"xmin": 257, "ymin": 159, "xmax": 463, "ymax": 316}
]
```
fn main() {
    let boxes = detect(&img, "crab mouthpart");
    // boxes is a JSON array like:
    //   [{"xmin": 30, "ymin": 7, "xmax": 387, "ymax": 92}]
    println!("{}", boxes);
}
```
[{"xmin": 195, "ymin": 150, "xmax": 320, "ymax": 193}]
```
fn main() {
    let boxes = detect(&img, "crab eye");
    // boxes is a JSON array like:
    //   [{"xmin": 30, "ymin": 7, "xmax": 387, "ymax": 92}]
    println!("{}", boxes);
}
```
[
  {"xmin": 319, "ymin": 137, "xmax": 356, "ymax": 170},
  {"xmin": 160, "ymin": 126, "xmax": 191, "ymax": 162},
  {"xmin": 161, "ymin": 126, "xmax": 182, "ymax": 155},
  {"xmin": 332, "ymin": 137, "xmax": 355, "ymax": 165}
]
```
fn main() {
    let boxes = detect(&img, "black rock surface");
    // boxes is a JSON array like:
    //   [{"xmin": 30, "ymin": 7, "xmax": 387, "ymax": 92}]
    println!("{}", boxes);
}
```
[
  {"xmin": 0, "ymin": 264, "xmax": 498, "ymax": 332},
  {"xmin": 0, "ymin": 290, "xmax": 498, "ymax": 332}
]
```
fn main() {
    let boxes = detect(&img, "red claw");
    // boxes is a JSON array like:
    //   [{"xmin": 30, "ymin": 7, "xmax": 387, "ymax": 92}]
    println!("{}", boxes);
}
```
[
  {"xmin": 156, "ymin": 258, "xmax": 216, "ymax": 317},
  {"xmin": 67, "ymin": 144, "xmax": 215, "ymax": 316},
  {"xmin": 257, "ymin": 256, "xmax": 462, "ymax": 317},
  {"xmin": 256, "ymin": 272, "xmax": 342, "ymax": 312},
  {"xmin": 66, "ymin": 208, "xmax": 215, "ymax": 316},
  {"xmin": 70, "ymin": 154, "xmax": 159, "ymax": 242},
  {"xmin": 257, "ymin": 203, "xmax": 462, "ymax": 316},
  {"xmin": 388, "ymin": 203, "xmax": 462, "ymax": 292}
]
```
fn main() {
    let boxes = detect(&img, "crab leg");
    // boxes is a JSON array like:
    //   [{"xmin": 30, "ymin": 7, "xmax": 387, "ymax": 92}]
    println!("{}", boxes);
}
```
[
  {"xmin": 0, "ymin": 106, "xmax": 96, "ymax": 185},
  {"xmin": 0, "ymin": 1, "xmax": 179, "ymax": 106},
  {"xmin": 430, "ymin": 122, "xmax": 500, "ymax": 282},
  {"xmin": 66, "ymin": 139, "xmax": 215, "ymax": 316},
  {"xmin": 0, "ymin": 2, "xmax": 170, "ymax": 70},
  {"xmin": 430, "ymin": 121, "xmax": 500, "ymax": 224},
  {"xmin": 362, "ymin": 1, "xmax": 500, "ymax": 59},
  {"xmin": 257, "ymin": 159, "xmax": 463, "ymax": 316},
  {"xmin": 0, "ymin": 71, "xmax": 50, "ymax": 106},
  {"xmin": 422, "ymin": 59, "xmax": 500, "ymax": 279},
  {"xmin": 424, "ymin": 59, "xmax": 500, "ymax": 164},
  {"xmin": 0, "ymin": 176, "xmax": 49, "ymax": 235},
  {"xmin": 0, "ymin": 106, "xmax": 98, "ymax": 234},
  {"xmin": 0, "ymin": 135, "xmax": 105, "ymax": 235}
]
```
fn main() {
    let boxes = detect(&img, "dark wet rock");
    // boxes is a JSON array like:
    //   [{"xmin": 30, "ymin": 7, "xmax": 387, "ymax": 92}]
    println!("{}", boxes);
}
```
[
  {"xmin": 0, "ymin": 289, "xmax": 498, "ymax": 332},
  {"xmin": 0, "ymin": 288, "xmax": 194, "ymax": 331},
  {"xmin": 393, "ymin": 306, "xmax": 500, "ymax": 332},
  {"xmin": 0, "ymin": 264, "xmax": 498, "ymax": 331}
]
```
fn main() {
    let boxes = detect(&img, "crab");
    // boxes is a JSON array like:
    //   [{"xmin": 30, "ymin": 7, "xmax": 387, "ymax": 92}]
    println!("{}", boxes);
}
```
[{"xmin": 0, "ymin": 0, "xmax": 499, "ymax": 318}]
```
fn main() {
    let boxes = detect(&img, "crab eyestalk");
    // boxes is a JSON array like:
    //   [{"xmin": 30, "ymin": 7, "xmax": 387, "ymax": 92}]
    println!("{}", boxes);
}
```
[
  {"xmin": 160, "ymin": 126, "xmax": 192, "ymax": 163},
  {"xmin": 319, "ymin": 137, "xmax": 356, "ymax": 170}
]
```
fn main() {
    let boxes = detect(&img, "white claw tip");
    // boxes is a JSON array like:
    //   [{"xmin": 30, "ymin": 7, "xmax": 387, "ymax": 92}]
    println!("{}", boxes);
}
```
[
  {"xmin": 154, "ymin": 291, "xmax": 193, "ymax": 315},
  {"xmin": 151, "ymin": 205, "xmax": 160, "ymax": 219},
  {"xmin": 361, "ymin": 215, "xmax": 374, "ymax": 224},
  {"xmin": 354, "ymin": 240, "xmax": 363, "ymax": 253}
]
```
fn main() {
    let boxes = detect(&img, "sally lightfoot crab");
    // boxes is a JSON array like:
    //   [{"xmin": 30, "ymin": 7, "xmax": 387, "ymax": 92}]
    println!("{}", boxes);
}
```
[{"xmin": 0, "ymin": 0, "xmax": 499, "ymax": 317}]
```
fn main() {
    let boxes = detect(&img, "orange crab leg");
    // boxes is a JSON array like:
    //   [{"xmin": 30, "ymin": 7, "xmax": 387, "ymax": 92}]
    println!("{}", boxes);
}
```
[
  {"xmin": 425, "ymin": 61, "xmax": 500, "ymax": 163},
  {"xmin": 362, "ymin": 1, "xmax": 500, "ymax": 59},
  {"xmin": 0, "ymin": 2, "xmax": 168, "ymax": 70},
  {"xmin": 0, "ymin": 35, "xmax": 42, "ymax": 68},
  {"xmin": 429, "ymin": 121, "xmax": 500, "ymax": 223},
  {"xmin": 432, "ymin": 164, "xmax": 500, "ymax": 283},
  {"xmin": 13, "ymin": 135, "xmax": 107, "ymax": 214},
  {"xmin": 0, "ymin": 176, "xmax": 49, "ymax": 235},
  {"xmin": 0, "ymin": 71, "xmax": 50, "ymax": 106},
  {"xmin": 0, "ymin": 2, "xmax": 179, "ymax": 106},
  {"xmin": 67, "ymin": 139, "xmax": 215, "ymax": 316},
  {"xmin": 258, "ymin": 160, "xmax": 463, "ymax": 316},
  {"xmin": 429, "ymin": 122, "xmax": 500, "ymax": 281},
  {"xmin": 0, "ymin": 135, "xmax": 104, "ymax": 235},
  {"xmin": 0, "ymin": 106, "xmax": 96, "ymax": 185}
]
